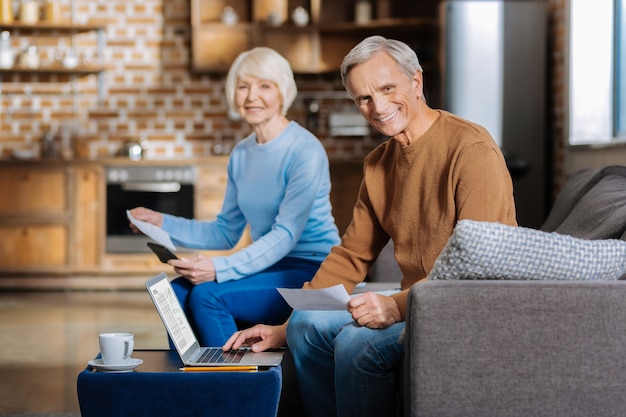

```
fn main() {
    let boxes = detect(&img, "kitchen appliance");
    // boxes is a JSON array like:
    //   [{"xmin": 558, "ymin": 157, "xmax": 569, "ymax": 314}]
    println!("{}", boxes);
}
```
[
  {"xmin": 105, "ymin": 165, "xmax": 195, "ymax": 253},
  {"xmin": 440, "ymin": 0, "xmax": 548, "ymax": 228}
]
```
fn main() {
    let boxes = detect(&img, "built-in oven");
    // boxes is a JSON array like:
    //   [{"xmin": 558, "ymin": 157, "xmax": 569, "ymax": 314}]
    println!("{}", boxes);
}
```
[{"xmin": 105, "ymin": 165, "xmax": 196, "ymax": 253}]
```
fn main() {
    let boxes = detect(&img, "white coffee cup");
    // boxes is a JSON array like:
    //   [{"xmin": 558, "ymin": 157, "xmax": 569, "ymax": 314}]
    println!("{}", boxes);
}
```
[{"xmin": 99, "ymin": 333, "xmax": 134, "ymax": 365}]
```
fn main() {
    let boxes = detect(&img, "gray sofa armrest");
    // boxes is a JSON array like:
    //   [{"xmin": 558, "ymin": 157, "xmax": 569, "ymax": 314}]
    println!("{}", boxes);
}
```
[{"xmin": 405, "ymin": 280, "xmax": 626, "ymax": 417}]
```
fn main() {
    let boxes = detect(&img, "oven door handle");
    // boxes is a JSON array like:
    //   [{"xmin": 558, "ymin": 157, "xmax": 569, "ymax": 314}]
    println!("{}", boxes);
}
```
[{"xmin": 121, "ymin": 182, "xmax": 182, "ymax": 193}]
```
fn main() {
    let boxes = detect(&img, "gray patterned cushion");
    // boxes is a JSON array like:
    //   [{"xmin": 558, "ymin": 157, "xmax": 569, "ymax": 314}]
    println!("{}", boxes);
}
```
[{"xmin": 429, "ymin": 220, "xmax": 626, "ymax": 281}]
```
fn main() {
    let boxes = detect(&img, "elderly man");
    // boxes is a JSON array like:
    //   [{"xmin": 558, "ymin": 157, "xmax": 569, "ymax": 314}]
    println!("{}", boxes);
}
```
[{"xmin": 225, "ymin": 36, "xmax": 517, "ymax": 417}]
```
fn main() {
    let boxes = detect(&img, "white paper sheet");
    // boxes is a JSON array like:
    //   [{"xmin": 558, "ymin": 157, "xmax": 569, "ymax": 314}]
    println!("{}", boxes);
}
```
[
  {"xmin": 126, "ymin": 210, "xmax": 177, "ymax": 252},
  {"xmin": 277, "ymin": 284, "xmax": 350, "ymax": 311}
]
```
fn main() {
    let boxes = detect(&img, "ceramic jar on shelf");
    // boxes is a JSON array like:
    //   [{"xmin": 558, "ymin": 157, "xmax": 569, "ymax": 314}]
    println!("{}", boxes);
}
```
[
  {"xmin": 355, "ymin": 0, "xmax": 372, "ymax": 24},
  {"xmin": 43, "ymin": 0, "xmax": 61, "ymax": 23},
  {"xmin": 0, "ymin": 0, "xmax": 13, "ymax": 23},
  {"xmin": 19, "ymin": 0, "xmax": 39, "ymax": 24}
]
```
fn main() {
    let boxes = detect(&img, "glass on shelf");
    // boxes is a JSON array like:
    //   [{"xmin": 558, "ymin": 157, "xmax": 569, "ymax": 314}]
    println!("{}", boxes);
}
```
[
  {"xmin": 61, "ymin": 48, "xmax": 78, "ymax": 68},
  {"xmin": 292, "ymin": 7, "xmax": 309, "ymax": 27},
  {"xmin": 0, "ymin": 30, "xmax": 14, "ymax": 68},
  {"xmin": 19, "ymin": 45, "xmax": 39, "ymax": 68},
  {"xmin": 221, "ymin": 6, "xmax": 238, "ymax": 26}
]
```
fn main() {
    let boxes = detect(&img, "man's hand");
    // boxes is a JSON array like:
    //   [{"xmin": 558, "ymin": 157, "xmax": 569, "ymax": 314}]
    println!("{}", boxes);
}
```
[
  {"xmin": 223, "ymin": 323, "xmax": 288, "ymax": 353},
  {"xmin": 128, "ymin": 206, "xmax": 164, "ymax": 232},
  {"xmin": 169, "ymin": 254, "xmax": 216, "ymax": 285},
  {"xmin": 347, "ymin": 292, "xmax": 401, "ymax": 329}
]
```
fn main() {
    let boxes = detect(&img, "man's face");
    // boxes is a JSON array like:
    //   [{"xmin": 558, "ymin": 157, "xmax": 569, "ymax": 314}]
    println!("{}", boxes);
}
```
[{"xmin": 346, "ymin": 51, "xmax": 422, "ymax": 138}]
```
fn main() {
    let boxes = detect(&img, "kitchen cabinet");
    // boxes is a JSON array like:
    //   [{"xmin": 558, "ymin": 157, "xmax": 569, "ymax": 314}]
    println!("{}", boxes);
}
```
[
  {"xmin": 0, "ymin": 163, "xmax": 100, "ymax": 272},
  {"xmin": 328, "ymin": 159, "xmax": 362, "ymax": 234},
  {"xmin": 0, "ymin": 165, "xmax": 69, "ymax": 269},
  {"xmin": 195, "ymin": 159, "xmax": 230, "ymax": 221},
  {"xmin": 195, "ymin": 159, "xmax": 252, "ymax": 250},
  {"xmin": 190, "ymin": 0, "xmax": 440, "ymax": 77},
  {"xmin": 194, "ymin": 158, "xmax": 252, "ymax": 250},
  {"xmin": 73, "ymin": 164, "xmax": 102, "ymax": 269}
]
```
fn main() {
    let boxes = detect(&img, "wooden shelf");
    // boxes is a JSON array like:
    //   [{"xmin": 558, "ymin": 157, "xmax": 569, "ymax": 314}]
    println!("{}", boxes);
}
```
[
  {"xmin": 319, "ymin": 17, "xmax": 438, "ymax": 33},
  {"xmin": 0, "ymin": 22, "xmax": 106, "ymax": 33},
  {"xmin": 0, "ymin": 65, "xmax": 105, "ymax": 75}
]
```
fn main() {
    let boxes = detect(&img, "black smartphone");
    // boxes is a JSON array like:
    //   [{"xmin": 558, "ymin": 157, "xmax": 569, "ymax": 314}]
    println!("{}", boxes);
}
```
[{"xmin": 147, "ymin": 242, "xmax": 178, "ymax": 263}]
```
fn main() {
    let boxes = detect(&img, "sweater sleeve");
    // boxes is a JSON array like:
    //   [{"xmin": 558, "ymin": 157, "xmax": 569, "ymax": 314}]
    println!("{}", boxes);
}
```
[{"xmin": 304, "ymin": 163, "xmax": 389, "ymax": 294}]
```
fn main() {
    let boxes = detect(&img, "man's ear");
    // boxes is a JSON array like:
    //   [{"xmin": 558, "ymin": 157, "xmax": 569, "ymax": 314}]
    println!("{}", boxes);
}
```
[{"xmin": 413, "ymin": 70, "xmax": 424, "ymax": 98}]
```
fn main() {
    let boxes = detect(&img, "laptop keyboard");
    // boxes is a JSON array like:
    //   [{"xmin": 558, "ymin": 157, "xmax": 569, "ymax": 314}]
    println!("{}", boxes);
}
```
[{"xmin": 197, "ymin": 348, "xmax": 245, "ymax": 364}]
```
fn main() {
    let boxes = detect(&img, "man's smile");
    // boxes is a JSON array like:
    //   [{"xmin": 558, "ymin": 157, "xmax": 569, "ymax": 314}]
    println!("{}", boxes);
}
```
[{"xmin": 377, "ymin": 109, "xmax": 399, "ymax": 123}]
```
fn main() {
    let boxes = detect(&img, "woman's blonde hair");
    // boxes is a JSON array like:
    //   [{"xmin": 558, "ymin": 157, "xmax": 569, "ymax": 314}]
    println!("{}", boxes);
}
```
[{"xmin": 225, "ymin": 47, "xmax": 297, "ymax": 117}]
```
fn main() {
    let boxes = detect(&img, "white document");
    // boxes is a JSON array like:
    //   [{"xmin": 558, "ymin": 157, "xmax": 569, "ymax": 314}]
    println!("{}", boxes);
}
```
[
  {"xmin": 277, "ymin": 284, "xmax": 350, "ymax": 311},
  {"xmin": 126, "ymin": 210, "xmax": 177, "ymax": 252}
]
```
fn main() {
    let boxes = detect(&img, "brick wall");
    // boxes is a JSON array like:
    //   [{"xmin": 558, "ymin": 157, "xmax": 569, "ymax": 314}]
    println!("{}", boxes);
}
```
[{"xmin": 0, "ymin": 0, "xmax": 383, "ymax": 160}]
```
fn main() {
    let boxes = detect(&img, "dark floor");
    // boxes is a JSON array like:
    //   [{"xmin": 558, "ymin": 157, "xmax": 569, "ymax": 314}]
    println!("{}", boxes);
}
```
[{"xmin": 0, "ymin": 290, "xmax": 168, "ymax": 415}]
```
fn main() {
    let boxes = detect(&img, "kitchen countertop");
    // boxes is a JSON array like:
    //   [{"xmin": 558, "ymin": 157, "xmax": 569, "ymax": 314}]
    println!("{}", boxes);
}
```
[
  {"xmin": 0, "ymin": 155, "xmax": 363, "ymax": 166},
  {"xmin": 0, "ymin": 155, "xmax": 231, "ymax": 166}
]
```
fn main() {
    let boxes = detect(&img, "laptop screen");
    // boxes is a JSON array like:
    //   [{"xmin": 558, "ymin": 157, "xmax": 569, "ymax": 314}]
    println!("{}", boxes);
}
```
[{"xmin": 147, "ymin": 274, "xmax": 197, "ymax": 356}]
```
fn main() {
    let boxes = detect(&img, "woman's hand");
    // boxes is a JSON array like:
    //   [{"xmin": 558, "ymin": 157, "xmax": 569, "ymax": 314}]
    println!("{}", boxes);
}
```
[
  {"xmin": 128, "ymin": 206, "xmax": 164, "ymax": 233},
  {"xmin": 169, "ymin": 254, "xmax": 216, "ymax": 285}
]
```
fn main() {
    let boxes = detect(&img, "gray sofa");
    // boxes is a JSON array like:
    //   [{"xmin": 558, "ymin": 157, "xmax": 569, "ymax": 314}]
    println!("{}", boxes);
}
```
[
  {"xmin": 405, "ymin": 279, "xmax": 626, "ymax": 417},
  {"xmin": 403, "ymin": 165, "xmax": 626, "ymax": 417}
]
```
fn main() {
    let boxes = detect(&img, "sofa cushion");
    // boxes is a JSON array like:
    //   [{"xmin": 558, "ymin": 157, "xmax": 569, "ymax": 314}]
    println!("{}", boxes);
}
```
[
  {"xmin": 552, "ymin": 174, "xmax": 626, "ymax": 240},
  {"xmin": 429, "ymin": 220, "xmax": 626, "ymax": 281},
  {"xmin": 541, "ymin": 165, "xmax": 626, "ymax": 240},
  {"xmin": 539, "ymin": 167, "xmax": 601, "ymax": 232}
]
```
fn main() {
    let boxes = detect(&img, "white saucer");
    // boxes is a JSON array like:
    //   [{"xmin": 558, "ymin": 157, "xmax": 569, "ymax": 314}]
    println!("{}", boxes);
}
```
[{"xmin": 88, "ymin": 358, "xmax": 143, "ymax": 372}]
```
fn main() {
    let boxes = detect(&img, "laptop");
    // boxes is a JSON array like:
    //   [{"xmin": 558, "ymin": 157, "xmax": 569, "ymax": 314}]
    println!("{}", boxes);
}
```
[{"xmin": 146, "ymin": 272, "xmax": 284, "ymax": 367}]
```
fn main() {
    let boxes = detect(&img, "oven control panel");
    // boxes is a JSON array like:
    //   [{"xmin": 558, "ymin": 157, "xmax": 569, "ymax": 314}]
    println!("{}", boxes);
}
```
[{"xmin": 106, "ymin": 166, "xmax": 196, "ymax": 184}]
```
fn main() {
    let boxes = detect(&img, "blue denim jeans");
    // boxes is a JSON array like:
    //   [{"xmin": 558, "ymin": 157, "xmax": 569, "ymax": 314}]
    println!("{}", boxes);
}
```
[
  {"xmin": 287, "ymin": 309, "xmax": 405, "ymax": 417},
  {"xmin": 171, "ymin": 257, "xmax": 321, "ymax": 346}
]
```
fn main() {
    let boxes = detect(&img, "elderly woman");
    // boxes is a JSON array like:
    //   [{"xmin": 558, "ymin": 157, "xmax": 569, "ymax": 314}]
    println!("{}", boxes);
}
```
[{"xmin": 130, "ymin": 47, "xmax": 340, "ymax": 346}]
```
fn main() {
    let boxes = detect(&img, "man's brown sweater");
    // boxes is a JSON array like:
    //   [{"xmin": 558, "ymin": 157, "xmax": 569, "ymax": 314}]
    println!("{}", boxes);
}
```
[{"xmin": 305, "ymin": 111, "xmax": 517, "ymax": 320}]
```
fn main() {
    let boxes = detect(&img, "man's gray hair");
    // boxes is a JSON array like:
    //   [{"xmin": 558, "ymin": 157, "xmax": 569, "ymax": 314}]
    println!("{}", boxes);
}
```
[{"xmin": 340, "ymin": 36, "xmax": 423, "ymax": 88}]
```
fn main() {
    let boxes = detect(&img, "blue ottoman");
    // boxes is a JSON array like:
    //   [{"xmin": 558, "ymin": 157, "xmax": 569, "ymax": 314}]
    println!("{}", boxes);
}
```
[{"xmin": 77, "ymin": 350, "xmax": 282, "ymax": 417}]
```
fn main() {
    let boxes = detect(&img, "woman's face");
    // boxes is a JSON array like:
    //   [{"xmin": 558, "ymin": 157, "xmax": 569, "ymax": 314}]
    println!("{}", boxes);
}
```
[{"xmin": 234, "ymin": 74, "xmax": 283, "ymax": 126}]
